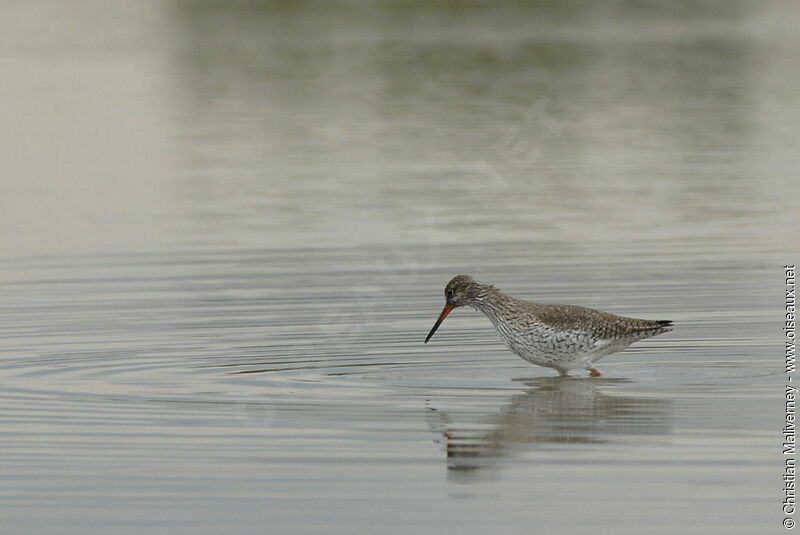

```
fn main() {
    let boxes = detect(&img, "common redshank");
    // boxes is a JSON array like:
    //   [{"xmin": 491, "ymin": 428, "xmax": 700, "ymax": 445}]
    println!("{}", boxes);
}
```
[{"xmin": 424, "ymin": 275, "xmax": 672, "ymax": 377}]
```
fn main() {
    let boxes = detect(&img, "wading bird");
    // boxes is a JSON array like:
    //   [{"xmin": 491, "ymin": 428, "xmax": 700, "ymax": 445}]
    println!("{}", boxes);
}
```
[{"xmin": 424, "ymin": 275, "xmax": 672, "ymax": 377}]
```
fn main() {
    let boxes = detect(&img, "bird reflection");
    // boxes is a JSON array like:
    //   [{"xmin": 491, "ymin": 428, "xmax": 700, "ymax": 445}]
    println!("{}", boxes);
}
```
[{"xmin": 426, "ymin": 377, "xmax": 672, "ymax": 480}]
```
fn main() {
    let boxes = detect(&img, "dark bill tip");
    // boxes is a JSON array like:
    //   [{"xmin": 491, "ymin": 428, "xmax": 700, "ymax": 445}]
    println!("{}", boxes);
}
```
[{"xmin": 424, "ymin": 304, "xmax": 453, "ymax": 343}]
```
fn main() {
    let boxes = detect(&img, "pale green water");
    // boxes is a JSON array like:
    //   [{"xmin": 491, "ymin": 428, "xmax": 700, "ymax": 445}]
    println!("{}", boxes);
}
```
[{"xmin": 0, "ymin": 1, "xmax": 797, "ymax": 534}]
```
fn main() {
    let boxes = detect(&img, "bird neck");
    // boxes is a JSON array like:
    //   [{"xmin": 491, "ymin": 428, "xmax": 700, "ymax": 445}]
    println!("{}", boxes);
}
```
[{"xmin": 470, "ymin": 285, "xmax": 512, "ymax": 324}]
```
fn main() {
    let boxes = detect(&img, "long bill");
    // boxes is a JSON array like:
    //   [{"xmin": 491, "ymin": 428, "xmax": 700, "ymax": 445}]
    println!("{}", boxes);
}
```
[{"xmin": 424, "ymin": 304, "xmax": 453, "ymax": 343}]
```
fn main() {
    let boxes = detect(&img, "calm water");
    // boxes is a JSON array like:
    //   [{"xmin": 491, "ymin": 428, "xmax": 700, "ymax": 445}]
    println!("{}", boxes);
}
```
[{"xmin": 1, "ymin": 1, "xmax": 797, "ymax": 534}]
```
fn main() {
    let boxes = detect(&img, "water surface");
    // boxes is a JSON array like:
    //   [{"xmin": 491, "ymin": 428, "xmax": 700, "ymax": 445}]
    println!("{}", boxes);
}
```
[{"xmin": 1, "ymin": 1, "xmax": 796, "ymax": 533}]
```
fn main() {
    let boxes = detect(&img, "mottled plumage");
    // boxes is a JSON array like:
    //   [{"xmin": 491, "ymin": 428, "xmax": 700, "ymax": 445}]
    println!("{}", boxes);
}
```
[{"xmin": 425, "ymin": 275, "xmax": 672, "ymax": 376}]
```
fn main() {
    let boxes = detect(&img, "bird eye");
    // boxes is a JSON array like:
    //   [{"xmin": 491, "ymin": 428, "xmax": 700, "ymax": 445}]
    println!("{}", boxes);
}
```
[{"xmin": 447, "ymin": 289, "xmax": 454, "ymax": 298}]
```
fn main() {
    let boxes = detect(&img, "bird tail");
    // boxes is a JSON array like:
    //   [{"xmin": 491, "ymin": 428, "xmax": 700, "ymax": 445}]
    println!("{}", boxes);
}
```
[{"xmin": 635, "ymin": 319, "xmax": 673, "ymax": 337}]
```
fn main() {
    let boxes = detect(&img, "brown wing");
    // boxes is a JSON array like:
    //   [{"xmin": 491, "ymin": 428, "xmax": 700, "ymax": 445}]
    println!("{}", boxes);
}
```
[{"xmin": 531, "ymin": 303, "xmax": 672, "ymax": 339}]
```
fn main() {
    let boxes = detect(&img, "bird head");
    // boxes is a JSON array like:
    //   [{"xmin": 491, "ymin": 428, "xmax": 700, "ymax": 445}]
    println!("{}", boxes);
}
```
[{"xmin": 424, "ymin": 275, "xmax": 485, "ymax": 343}]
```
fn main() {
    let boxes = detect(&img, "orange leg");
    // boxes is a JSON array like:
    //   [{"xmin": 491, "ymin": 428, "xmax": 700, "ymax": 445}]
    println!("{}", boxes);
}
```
[{"xmin": 589, "ymin": 368, "xmax": 602, "ymax": 377}]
